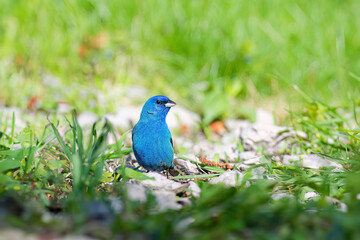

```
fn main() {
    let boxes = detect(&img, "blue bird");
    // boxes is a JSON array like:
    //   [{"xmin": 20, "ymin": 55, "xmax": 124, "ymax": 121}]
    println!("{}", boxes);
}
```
[{"xmin": 132, "ymin": 95, "xmax": 176, "ymax": 171}]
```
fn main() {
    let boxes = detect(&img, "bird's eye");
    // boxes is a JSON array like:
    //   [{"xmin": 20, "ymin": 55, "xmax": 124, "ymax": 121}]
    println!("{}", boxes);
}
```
[{"xmin": 156, "ymin": 100, "xmax": 161, "ymax": 104}]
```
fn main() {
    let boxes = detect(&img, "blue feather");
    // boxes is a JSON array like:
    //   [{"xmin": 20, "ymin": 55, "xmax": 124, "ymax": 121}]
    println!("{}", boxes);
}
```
[{"xmin": 132, "ymin": 95, "xmax": 176, "ymax": 171}]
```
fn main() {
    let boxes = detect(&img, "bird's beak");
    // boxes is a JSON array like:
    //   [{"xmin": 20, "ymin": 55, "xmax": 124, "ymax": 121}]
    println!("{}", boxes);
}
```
[{"xmin": 164, "ymin": 99, "xmax": 176, "ymax": 108}]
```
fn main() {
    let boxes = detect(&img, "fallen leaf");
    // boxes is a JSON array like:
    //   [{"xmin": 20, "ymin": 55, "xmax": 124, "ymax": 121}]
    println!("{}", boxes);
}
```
[
  {"xmin": 27, "ymin": 96, "xmax": 38, "ymax": 108},
  {"xmin": 78, "ymin": 45, "xmax": 88, "ymax": 58},
  {"xmin": 90, "ymin": 32, "xmax": 109, "ymax": 49},
  {"xmin": 209, "ymin": 121, "xmax": 226, "ymax": 135}
]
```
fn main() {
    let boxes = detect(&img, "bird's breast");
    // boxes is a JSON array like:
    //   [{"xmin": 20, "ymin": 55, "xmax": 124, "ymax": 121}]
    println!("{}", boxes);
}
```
[{"xmin": 133, "ymin": 121, "xmax": 172, "ymax": 148}]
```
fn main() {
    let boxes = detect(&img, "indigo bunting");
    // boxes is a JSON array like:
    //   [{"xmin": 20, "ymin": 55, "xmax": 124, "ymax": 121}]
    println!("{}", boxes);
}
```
[{"xmin": 132, "ymin": 95, "xmax": 176, "ymax": 171}]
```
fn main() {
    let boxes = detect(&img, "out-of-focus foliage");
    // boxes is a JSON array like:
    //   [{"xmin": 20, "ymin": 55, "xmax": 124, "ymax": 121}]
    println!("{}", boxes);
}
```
[{"xmin": 0, "ymin": 0, "xmax": 360, "ymax": 122}]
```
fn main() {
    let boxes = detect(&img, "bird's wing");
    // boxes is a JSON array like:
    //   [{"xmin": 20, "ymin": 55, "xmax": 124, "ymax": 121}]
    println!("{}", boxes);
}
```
[{"xmin": 170, "ymin": 137, "xmax": 173, "ymax": 148}]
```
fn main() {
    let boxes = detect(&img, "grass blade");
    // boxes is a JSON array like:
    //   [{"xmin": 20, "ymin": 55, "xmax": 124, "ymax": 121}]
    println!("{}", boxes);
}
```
[
  {"xmin": 48, "ymin": 119, "xmax": 72, "ymax": 160},
  {"xmin": 171, "ymin": 173, "xmax": 220, "ymax": 180}
]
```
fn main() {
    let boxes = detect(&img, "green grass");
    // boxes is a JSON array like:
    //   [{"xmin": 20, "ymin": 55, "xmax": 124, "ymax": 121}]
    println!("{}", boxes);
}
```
[
  {"xmin": 0, "ymin": 98, "xmax": 359, "ymax": 238},
  {"xmin": 1, "ymin": 0, "xmax": 360, "ymax": 122}
]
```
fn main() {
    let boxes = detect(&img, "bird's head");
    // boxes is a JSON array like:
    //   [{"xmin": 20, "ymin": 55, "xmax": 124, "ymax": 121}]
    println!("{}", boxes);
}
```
[{"xmin": 140, "ymin": 95, "xmax": 176, "ymax": 120}]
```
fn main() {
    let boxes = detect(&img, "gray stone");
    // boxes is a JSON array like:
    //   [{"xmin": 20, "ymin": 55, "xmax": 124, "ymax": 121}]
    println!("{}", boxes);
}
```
[
  {"xmin": 224, "ymin": 119, "xmax": 251, "ymax": 132},
  {"xmin": 188, "ymin": 181, "xmax": 201, "ymax": 198},
  {"xmin": 127, "ymin": 182, "xmax": 147, "ymax": 202},
  {"xmin": 57, "ymin": 102, "xmax": 71, "ymax": 113},
  {"xmin": 239, "ymin": 151, "xmax": 257, "ymax": 160},
  {"xmin": 282, "ymin": 154, "xmax": 343, "ymax": 169},
  {"xmin": 108, "ymin": 197, "xmax": 123, "ymax": 214},
  {"xmin": 0, "ymin": 107, "xmax": 27, "ymax": 131},
  {"xmin": 105, "ymin": 106, "xmax": 142, "ymax": 129},
  {"xmin": 221, "ymin": 131, "xmax": 238, "ymax": 145},
  {"xmin": 326, "ymin": 196, "xmax": 347, "ymax": 212},
  {"xmin": 167, "ymin": 106, "xmax": 200, "ymax": 130},
  {"xmin": 271, "ymin": 155, "xmax": 281, "ymax": 163},
  {"xmin": 271, "ymin": 193, "xmax": 293, "ymax": 200},
  {"xmin": 192, "ymin": 140, "xmax": 240, "ymax": 162},
  {"xmin": 174, "ymin": 158, "xmax": 200, "ymax": 174},
  {"xmin": 215, "ymin": 144, "xmax": 239, "ymax": 161},
  {"xmin": 174, "ymin": 136, "xmax": 194, "ymax": 151},
  {"xmin": 331, "ymin": 167, "xmax": 344, "ymax": 173},
  {"xmin": 209, "ymin": 171, "xmax": 243, "ymax": 187},
  {"xmin": 140, "ymin": 172, "xmax": 182, "ymax": 190},
  {"xmin": 192, "ymin": 140, "xmax": 214, "ymax": 156},
  {"xmin": 152, "ymin": 190, "xmax": 182, "ymax": 211},
  {"xmin": 77, "ymin": 111, "xmax": 98, "ymax": 127},
  {"xmin": 256, "ymin": 108, "xmax": 274, "ymax": 126},
  {"xmin": 237, "ymin": 163, "xmax": 252, "ymax": 171},
  {"xmin": 250, "ymin": 167, "xmax": 267, "ymax": 179},
  {"xmin": 304, "ymin": 192, "xmax": 320, "ymax": 199},
  {"xmin": 240, "ymin": 151, "xmax": 262, "ymax": 165},
  {"xmin": 240, "ymin": 124, "xmax": 307, "ymax": 154}
]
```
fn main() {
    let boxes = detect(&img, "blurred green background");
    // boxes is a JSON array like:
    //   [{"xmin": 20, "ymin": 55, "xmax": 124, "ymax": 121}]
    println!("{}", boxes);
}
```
[{"xmin": 0, "ymin": 0, "xmax": 359, "ymax": 123}]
